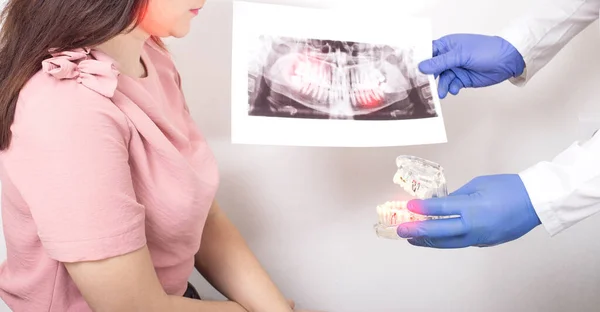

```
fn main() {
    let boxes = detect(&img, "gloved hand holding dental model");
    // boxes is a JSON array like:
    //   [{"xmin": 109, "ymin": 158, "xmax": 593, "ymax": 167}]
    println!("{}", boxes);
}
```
[
  {"xmin": 374, "ymin": 157, "xmax": 541, "ymax": 248},
  {"xmin": 401, "ymin": 1, "xmax": 600, "ymax": 248},
  {"xmin": 396, "ymin": 174, "xmax": 541, "ymax": 248}
]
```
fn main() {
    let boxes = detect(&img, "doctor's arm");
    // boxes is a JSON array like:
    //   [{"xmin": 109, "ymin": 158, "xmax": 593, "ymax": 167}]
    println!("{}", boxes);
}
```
[
  {"xmin": 399, "ymin": 1, "xmax": 600, "ymax": 248},
  {"xmin": 518, "ymin": 131, "xmax": 600, "ymax": 236},
  {"xmin": 418, "ymin": 0, "xmax": 600, "ymax": 98},
  {"xmin": 397, "ymin": 131, "xmax": 600, "ymax": 248},
  {"xmin": 500, "ymin": 0, "xmax": 600, "ymax": 86},
  {"xmin": 506, "ymin": 0, "xmax": 600, "ymax": 233}
]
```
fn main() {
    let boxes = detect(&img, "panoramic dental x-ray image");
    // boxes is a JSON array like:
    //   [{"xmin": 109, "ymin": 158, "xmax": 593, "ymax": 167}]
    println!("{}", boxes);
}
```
[{"xmin": 247, "ymin": 35, "xmax": 437, "ymax": 121}]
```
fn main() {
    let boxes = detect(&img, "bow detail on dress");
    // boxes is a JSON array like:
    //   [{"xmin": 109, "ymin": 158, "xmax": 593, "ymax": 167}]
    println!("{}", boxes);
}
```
[{"xmin": 41, "ymin": 48, "xmax": 120, "ymax": 98}]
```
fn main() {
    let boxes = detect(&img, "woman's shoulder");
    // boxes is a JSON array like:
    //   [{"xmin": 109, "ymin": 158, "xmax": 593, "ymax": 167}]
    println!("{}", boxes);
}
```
[
  {"xmin": 23, "ymin": 48, "xmax": 120, "ymax": 104},
  {"xmin": 15, "ymin": 50, "xmax": 130, "ymax": 144}
]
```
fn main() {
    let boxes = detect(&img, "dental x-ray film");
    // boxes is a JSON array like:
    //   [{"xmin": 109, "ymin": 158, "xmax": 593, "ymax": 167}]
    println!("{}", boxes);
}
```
[{"xmin": 231, "ymin": 1, "xmax": 447, "ymax": 147}]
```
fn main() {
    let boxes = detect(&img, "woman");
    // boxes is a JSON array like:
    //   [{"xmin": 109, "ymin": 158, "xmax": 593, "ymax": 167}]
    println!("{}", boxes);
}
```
[{"xmin": 0, "ymin": 0, "xmax": 311, "ymax": 311}]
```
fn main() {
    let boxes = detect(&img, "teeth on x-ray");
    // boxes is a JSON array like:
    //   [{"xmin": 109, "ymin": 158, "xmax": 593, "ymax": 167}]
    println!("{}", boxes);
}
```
[
  {"xmin": 295, "ymin": 59, "xmax": 333, "ymax": 102},
  {"xmin": 348, "ymin": 66, "xmax": 386, "ymax": 107},
  {"xmin": 290, "ymin": 57, "xmax": 387, "ymax": 108}
]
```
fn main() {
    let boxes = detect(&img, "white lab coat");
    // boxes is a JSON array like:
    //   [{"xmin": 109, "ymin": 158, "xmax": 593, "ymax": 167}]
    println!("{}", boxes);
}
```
[{"xmin": 499, "ymin": 0, "xmax": 600, "ymax": 236}]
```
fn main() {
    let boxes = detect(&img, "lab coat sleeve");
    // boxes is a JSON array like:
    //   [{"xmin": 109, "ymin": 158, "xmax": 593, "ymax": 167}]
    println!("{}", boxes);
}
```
[
  {"xmin": 519, "ymin": 132, "xmax": 600, "ymax": 236},
  {"xmin": 498, "ymin": 0, "xmax": 600, "ymax": 86},
  {"xmin": 498, "ymin": 0, "xmax": 600, "ymax": 236}
]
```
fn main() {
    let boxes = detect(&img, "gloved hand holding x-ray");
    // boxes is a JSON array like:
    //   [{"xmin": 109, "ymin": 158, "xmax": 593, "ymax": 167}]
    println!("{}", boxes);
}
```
[{"xmin": 418, "ymin": 34, "xmax": 526, "ymax": 99}]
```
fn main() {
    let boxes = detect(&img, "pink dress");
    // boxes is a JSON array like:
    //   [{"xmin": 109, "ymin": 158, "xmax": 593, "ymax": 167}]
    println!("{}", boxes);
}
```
[{"xmin": 0, "ymin": 39, "xmax": 220, "ymax": 311}]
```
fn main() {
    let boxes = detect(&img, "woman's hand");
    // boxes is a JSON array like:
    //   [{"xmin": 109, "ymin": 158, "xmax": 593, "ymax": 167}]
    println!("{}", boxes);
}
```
[
  {"xmin": 288, "ymin": 299, "xmax": 328, "ymax": 312},
  {"xmin": 195, "ymin": 201, "xmax": 294, "ymax": 311}
]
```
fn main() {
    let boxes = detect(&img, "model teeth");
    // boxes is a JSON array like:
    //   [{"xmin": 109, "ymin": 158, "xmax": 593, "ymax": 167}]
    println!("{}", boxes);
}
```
[{"xmin": 376, "ymin": 200, "xmax": 429, "ymax": 226}]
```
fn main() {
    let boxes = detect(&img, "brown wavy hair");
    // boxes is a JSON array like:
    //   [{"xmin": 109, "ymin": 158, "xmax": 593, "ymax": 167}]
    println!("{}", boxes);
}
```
[{"xmin": 0, "ymin": 0, "xmax": 165, "ymax": 150}]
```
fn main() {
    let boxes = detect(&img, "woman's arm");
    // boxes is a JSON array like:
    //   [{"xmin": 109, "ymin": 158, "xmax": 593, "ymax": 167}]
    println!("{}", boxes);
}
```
[
  {"xmin": 65, "ymin": 246, "xmax": 248, "ymax": 312},
  {"xmin": 195, "ymin": 200, "xmax": 293, "ymax": 312},
  {"xmin": 6, "ymin": 89, "xmax": 250, "ymax": 311}
]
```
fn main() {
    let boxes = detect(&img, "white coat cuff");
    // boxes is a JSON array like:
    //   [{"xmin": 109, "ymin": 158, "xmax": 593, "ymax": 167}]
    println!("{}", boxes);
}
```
[
  {"xmin": 498, "ymin": 28, "xmax": 534, "ymax": 87},
  {"xmin": 518, "ymin": 164, "xmax": 566, "ymax": 236}
]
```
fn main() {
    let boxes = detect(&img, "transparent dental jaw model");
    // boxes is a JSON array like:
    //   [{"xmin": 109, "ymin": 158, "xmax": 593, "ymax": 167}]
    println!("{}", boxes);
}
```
[
  {"xmin": 374, "ymin": 155, "xmax": 449, "ymax": 240},
  {"xmin": 393, "ymin": 155, "xmax": 447, "ymax": 199}
]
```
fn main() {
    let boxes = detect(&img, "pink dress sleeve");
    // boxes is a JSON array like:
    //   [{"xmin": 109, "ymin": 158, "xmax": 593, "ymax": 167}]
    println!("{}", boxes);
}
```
[{"xmin": 4, "ymin": 81, "xmax": 146, "ymax": 263}]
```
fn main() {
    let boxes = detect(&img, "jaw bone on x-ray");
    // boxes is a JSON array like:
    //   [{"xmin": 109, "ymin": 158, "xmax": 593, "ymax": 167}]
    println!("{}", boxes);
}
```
[{"xmin": 247, "ymin": 36, "xmax": 437, "ymax": 120}]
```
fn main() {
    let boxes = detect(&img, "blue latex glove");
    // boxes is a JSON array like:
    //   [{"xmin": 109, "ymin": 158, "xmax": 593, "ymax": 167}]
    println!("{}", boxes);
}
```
[
  {"xmin": 396, "ymin": 174, "xmax": 541, "ymax": 248},
  {"xmin": 418, "ymin": 34, "xmax": 526, "ymax": 99}
]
